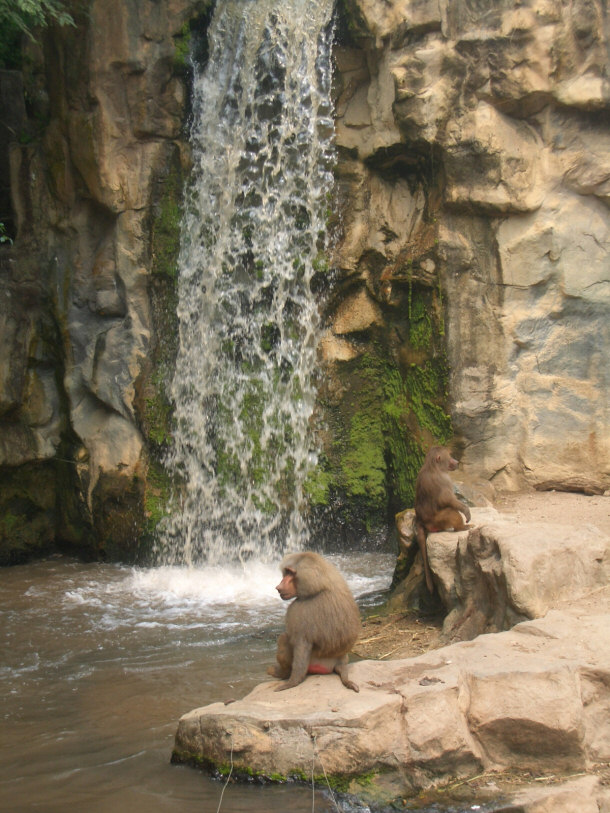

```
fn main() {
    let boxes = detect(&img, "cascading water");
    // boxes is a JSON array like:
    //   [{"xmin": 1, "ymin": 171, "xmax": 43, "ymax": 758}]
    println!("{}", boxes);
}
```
[{"xmin": 157, "ymin": 0, "xmax": 336, "ymax": 566}]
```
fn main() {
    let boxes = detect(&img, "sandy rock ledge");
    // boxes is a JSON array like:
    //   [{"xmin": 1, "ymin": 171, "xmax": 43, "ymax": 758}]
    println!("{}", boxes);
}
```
[
  {"xmin": 173, "ymin": 512, "xmax": 610, "ymax": 810},
  {"xmin": 174, "ymin": 605, "xmax": 610, "ymax": 806}
]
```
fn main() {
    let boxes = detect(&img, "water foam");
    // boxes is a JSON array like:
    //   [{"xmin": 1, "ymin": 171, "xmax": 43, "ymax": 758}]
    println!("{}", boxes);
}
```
[{"xmin": 61, "ymin": 555, "xmax": 393, "ymax": 629}]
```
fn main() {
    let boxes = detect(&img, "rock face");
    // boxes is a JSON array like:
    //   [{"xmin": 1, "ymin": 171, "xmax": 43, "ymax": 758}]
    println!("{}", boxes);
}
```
[
  {"xmin": 426, "ymin": 508, "xmax": 610, "ymax": 642},
  {"xmin": 1, "ymin": 0, "xmax": 609, "ymax": 560},
  {"xmin": 0, "ymin": 1, "xmax": 199, "ymax": 561},
  {"xmin": 325, "ymin": 0, "xmax": 610, "ymax": 510}
]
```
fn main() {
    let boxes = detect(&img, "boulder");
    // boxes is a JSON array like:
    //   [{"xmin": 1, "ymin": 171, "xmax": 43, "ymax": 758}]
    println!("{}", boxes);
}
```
[
  {"xmin": 424, "ymin": 509, "xmax": 610, "ymax": 642},
  {"xmin": 174, "ymin": 508, "xmax": 610, "ymax": 807},
  {"xmin": 173, "ymin": 590, "xmax": 610, "ymax": 802}
]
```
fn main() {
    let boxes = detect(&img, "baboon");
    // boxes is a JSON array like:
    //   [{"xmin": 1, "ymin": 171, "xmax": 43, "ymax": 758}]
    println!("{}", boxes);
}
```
[
  {"xmin": 414, "ymin": 446, "xmax": 472, "ymax": 593},
  {"xmin": 268, "ymin": 551, "xmax": 361, "ymax": 692}
]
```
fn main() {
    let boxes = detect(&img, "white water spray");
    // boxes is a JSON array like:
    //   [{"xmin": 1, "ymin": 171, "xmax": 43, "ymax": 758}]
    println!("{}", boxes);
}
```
[{"xmin": 157, "ymin": 0, "xmax": 336, "ymax": 566}]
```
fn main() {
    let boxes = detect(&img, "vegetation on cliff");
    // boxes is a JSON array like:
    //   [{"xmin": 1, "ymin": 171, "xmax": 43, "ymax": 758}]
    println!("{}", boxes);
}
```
[
  {"xmin": 0, "ymin": 0, "xmax": 74, "ymax": 68},
  {"xmin": 308, "ymin": 280, "xmax": 452, "ymax": 547}
]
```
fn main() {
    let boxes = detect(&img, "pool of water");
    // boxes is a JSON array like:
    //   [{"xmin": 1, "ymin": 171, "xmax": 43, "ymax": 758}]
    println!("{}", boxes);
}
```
[{"xmin": 0, "ymin": 553, "xmax": 394, "ymax": 812}]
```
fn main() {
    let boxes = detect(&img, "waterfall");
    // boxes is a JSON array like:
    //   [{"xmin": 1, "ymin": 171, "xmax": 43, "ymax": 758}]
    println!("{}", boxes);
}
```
[{"xmin": 157, "ymin": 0, "xmax": 336, "ymax": 566}]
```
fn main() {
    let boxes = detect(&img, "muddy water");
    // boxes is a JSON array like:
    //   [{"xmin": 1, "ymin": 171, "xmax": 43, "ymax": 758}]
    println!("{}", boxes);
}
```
[{"xmin": 0, "ymin": 554, "xmax": 394, "ymax": 812}]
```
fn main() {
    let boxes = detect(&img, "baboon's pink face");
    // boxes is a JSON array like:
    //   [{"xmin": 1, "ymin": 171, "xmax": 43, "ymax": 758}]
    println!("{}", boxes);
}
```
[
  {"xmin": 276, "ymin": 568, "xmax": 297, "ymax": 600},
  {"xmin": 436, "ymin": 450, "xmax": 458, "ymax": 471}
]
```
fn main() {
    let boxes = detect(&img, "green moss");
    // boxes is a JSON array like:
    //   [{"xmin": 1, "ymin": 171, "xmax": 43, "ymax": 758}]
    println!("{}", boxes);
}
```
[
  {"xmin": 171, "ymin": 748, "xmax": 381, "ymax": 792},
  {"xmin": 312, "ymin": 252, "xmax": 329, "ymax": 274},
  {"xmin": 303, "ymin": 465, "xmax": 333, "ymax": 506},
  {"xmin": 405, "ymin": 361, "xmax": 451, "ymax": 440},
  {"xmin": 140, "ymin": 148, "xmax": 185, "ymax": 534},
  {"xmin": 308, "ymin": 283, "xmax": 452, "ymax": 535},
  {"xmin": 151, "ymin": 169, "xmax": 182, "ymax": 282},
  {"xmin": 326, "ymin": 351, "xmax": 424, "ymax": 510},
  {"xmin": 146, "ymin": 153, "xmax": 181, "ymax": 447},
  {"xmin": 207, "ymin": 359, "xmax": 304, "ymax": 511},
  {"xmin": 144, "ymin": 460, "xmax": 173, "ymax": 532},
  {"xmin": 408, "ymin": 294, "xmax": 433, "ymax": 350},
  {"xmin": 173, "ymin": 21, "xmax": 191, "ymax": 71},
  {"xmin": 143, "ymin": 369, "xmax": 173, "ymax": 447},
  {"xmin": 341, "ymin": 402, "xmax": 386, "ymax": 504}
]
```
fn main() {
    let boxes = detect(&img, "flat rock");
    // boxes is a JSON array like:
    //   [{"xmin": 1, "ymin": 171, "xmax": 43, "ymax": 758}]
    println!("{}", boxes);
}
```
[
  {"xmin": 174, "ymin": 513, "xmax": 610, "ymax": 807},
  {"xmin": 494, "ymin": 775, "xmax": 610, "ymax": 813},
  {"xmin": 174, "ymin": 592, "xmax": 610, "ymax": 800}
]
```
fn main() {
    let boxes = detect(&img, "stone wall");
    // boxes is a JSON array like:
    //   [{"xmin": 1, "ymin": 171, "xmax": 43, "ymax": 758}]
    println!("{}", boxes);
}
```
[
  {"xmin": 1, "ymin": 0, "xmax": 608, "ymax": 562},
  {"xmin": 326, "ymin": 0, "xmax": 609, "ymax": 502}
]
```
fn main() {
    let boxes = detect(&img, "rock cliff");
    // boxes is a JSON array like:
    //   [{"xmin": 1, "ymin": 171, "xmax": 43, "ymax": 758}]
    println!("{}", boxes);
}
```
[
  {"xmin": 0, "ymin": 0, "xmax": 203, "ymax": 561},
  {"xmin": 323, "ymin": 0, "xmax": 609, "ymax": 522}
]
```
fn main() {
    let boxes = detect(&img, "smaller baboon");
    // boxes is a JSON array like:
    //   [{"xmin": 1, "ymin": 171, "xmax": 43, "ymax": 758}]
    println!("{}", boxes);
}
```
[
  {"xmin": 414, "ymin": 446, "xmax": 472, "ymax": 593},
  {"xmin": 268, "ymin": 551, "xmax": 361, "ymax": 692}
]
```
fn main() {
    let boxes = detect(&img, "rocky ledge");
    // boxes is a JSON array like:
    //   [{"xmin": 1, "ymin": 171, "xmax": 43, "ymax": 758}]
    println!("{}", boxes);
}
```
[{"xmin": 173, "ymin": 509, "xmax": 610, "ymax": 811}]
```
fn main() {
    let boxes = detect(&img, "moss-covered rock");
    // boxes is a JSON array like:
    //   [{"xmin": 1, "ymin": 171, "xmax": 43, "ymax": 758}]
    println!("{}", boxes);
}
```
[
  {"xmin": 133, "ymin": 144, "xmax": 186, "ymax": 548},
  {"xmin": 309, "ymin": 282, "xmax": 452, "ymax": 547},
  {"xmin": 0, "ymin": 462, "xmax": 57, "ymax": 564}
]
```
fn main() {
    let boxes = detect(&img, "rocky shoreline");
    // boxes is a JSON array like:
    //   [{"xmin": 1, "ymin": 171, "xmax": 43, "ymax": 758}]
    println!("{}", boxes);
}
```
[{"xmin": 173, "ymin": 497, "xmax": 610, "ymax": 811}]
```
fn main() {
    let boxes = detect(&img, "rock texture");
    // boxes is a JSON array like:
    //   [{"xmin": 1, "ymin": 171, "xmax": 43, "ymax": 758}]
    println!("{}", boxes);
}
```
[
  {"xmin": 173, "ymin": 509, "xmax": 610, "ymax": 806},
  {"xmin": 327, "ymin": 0, "xmax": 610, "ymax": 501},
  {"xmin": 1, "ymin": 0, "xmax": 609, "ymax": 560},
  {"xmin": 429, "ymin": 508, "xmax": 610, "ymax": 641},
  {"xmin": 174, "ymin": 588, "xmax": 610, "ymax": 804},
  {"xmin": 495, "ymin": 776, "xmax": 610, "ymax": 813},
  {"xmin": 0, "ymin": 1, "xmax": 200, "ymax": 561}
]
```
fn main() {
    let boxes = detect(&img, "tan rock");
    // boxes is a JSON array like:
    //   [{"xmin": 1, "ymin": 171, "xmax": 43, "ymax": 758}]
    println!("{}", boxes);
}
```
[
  {"xmin": 467, "ymin": 667, "xmax": 585, "ymax": 770},
  {"xmin": 174, "ymin": 592, "xmax": 610, "ymax": 797},
  {"xmin": 433, "ymin": 516, "xmax": 610, "ymax": 641},
  {"xmin": 318, "ymin": 332, "xmax": 360, "ymax": 363},
  {"xmin": 331, "ymin": 288, "xmax": 384, "ymax": 335},
  {"xmin": 331, "ymin": 0, "xmax": 610, "ymax": 496},
  {"xmin": 494, "ymin": 775, "xmax": 609, "ymax": 813},
  {"xmin": 443, "ymin": 104, "xmax": 544, "ymax": 213},
  {"xmin": 352, "ymin": 0, "xmax": 441, "ymax": 45}
]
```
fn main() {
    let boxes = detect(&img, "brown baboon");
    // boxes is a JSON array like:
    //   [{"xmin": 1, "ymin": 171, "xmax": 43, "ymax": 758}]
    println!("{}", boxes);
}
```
[
  {"xmin": 268, "ymin": 551, "xmax": 361, "ymax": 692},
  {"xmin": 414, "ymin": 446, "xmax": 472, "ymax": 593}
]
